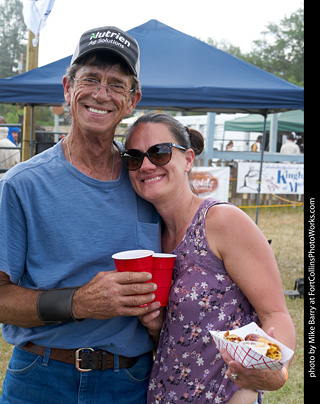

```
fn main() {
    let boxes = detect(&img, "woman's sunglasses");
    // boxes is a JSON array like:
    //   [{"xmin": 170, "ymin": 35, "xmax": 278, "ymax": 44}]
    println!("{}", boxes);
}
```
[{"xmin": 120, "ymin": 142, "xmax": 186, "ymax": 171}]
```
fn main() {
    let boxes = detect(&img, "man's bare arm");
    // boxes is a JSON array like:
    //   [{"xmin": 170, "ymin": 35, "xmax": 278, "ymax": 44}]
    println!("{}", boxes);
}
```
[
  {"xmin": 0, "ymin": 271, "xmax": 42, "ymax": 327},
  {"xmin": 0, "ymin": 270, "xmax": 158, "ymax": 327}
]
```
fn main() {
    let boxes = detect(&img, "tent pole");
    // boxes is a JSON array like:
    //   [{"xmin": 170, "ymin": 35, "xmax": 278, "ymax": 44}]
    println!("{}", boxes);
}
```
[
  {"xmin": 30, "ymin": 106, "xmax": 35, "ymax": 159},
  {"xmin": 205, "ymin": 112, "xmax": 216, "ymax": 165},
  {"xmin": 255, "ymin": 113, "xmax": 268, "ymax": 224},
  {"xmin": 21, "ymin": 30, "xmax": 39, "ymax": 162}
]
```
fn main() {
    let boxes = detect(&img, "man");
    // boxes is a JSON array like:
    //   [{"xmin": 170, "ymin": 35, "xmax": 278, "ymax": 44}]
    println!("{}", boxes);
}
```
[
  {"xmin": 7, "ymin": 127, "xmax": 20, "ymax": 145},
  {"xmin": 280, "ymin": 132, "xmax": 300, "ymax": 154},
  {"xmin": 0, "ymin": 26, "xmax": 161, "ymax": 404}
]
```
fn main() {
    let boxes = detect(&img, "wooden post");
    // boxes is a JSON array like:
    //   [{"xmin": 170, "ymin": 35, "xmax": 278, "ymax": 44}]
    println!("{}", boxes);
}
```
[{"xmin": 22, "ymin": 30, "xmax": 39, "ymax": 162}]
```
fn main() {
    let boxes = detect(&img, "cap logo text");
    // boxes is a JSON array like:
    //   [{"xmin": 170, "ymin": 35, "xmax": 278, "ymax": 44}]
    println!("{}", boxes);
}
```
[{"xmin": 89, "ymin": 30, "xmax": 131, "ymax": 47}]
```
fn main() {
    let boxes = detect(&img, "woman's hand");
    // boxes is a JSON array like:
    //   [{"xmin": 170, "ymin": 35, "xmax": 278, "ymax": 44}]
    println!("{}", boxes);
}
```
[
  {"xmin": 220, "ymin": 327, "xmax": 288, "ymax": 391},
  {"xmin": 139, "ymin": 302, "xmax": 164, "ymax": 344}
]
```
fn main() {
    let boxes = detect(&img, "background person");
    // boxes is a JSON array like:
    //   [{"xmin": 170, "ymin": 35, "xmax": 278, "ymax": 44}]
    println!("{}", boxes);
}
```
[
  {"xmin": 122, "ymin": 113, "xmax": 295, "ymax": 404},
  {"xmin": 0, "ymin": 117, "xmax": 20, "ymax": 178},
  {"xmin": 7, "ymin": 127, "xmax": 20, "ymax": 146},
  {"xmin": 251, "ymin": 135, "xmax": 262, "ymax": 151},
  {"xmin": 226, "ymin": 140, "xmax": 233, "ymax": 150},
  {"xmin": 0, "ymin": 26, "xmax": 161, "ymax": 404},
  {"xmin": 280, "ymin": 132, "xmax": 300, "ymax": 154}
]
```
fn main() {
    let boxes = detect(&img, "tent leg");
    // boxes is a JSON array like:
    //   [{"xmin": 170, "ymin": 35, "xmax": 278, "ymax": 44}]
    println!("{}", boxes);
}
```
[
  {"xmin": 205, "ymin": 112, "xmax": 216, "ymax": 165},
  {"xmin": 30, "ymin": 106, "xmax": 35, "ymax": 159},
  {"xmin": 255, "ymin": 114, "xmax": 267, "ymax": 224}
]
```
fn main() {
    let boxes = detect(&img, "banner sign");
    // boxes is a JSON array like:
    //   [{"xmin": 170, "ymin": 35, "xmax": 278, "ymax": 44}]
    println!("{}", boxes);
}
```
[
  {"xmin": 190, "ymin": 166, "xmax": 230, "ymax": 201},
  {"xmin": 237, "ymin": 162, "xmax": 304, "ymax": 194}
]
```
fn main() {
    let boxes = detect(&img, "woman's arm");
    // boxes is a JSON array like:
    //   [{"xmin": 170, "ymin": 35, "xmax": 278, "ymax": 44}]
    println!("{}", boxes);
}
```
[{"xmin": 205, "ymin": 204, "xmax": 295, "ymax": 390}]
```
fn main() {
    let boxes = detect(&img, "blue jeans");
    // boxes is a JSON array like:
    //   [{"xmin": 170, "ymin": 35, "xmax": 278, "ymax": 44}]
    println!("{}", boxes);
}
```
[{"xmin": 0, "ymin": 347, "xmax": 153, "ymax": 404}]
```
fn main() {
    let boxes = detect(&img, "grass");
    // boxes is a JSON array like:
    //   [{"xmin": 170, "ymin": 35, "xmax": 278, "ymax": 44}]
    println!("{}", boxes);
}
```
[
  {"xmin": 0, "ymin": 207, "xmax": 304, "ymax": 402},
  {"xmin": 244, "ymin": 207, "xmax": 304, "ymax": 404},
  {"xmin": 0, "ymin": 328, "xmax": 12, "ymax": 391}
]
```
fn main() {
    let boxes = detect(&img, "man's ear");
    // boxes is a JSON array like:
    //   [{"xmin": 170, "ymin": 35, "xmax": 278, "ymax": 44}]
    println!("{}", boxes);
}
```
[
  {"xmin": 62, "ymin": 75, "xmax": 72, "ymax": 104},
  {"xmin": 125, "ymin": 90, "xmax": 142, "ymax": 115}
]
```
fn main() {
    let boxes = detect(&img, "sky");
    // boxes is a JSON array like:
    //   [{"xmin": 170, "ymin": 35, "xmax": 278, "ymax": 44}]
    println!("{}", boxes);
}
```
[{"xmin": 35, "ymin": 0, "xmax": 303, "ymax": 67}]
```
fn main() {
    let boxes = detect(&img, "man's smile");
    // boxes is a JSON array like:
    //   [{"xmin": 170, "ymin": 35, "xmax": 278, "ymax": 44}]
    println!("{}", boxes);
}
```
[{"xmin": 86, "ymin": 106, "xmax": 109, "ymax": 115}]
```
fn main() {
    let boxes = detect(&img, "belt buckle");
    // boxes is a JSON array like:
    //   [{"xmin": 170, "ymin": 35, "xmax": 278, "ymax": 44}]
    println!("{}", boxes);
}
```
[{"xmin": 75, "ymin": 348, "xmax": 94, "ymax": 372}]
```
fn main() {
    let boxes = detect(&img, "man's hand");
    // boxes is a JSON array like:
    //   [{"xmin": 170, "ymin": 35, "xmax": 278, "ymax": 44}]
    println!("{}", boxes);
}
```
[{"xmin": 72, "ymin": 270, "xmax": 158, "ymax": 319}]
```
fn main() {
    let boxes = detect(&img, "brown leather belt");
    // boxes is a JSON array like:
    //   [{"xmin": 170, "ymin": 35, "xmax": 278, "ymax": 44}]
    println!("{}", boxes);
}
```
[{"xmin": 22, "ymin": 342, "xmax": 139, "ymax": 372}]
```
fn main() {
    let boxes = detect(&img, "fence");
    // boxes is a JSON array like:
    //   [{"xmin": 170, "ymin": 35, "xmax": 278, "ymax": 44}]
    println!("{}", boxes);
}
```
[{"xmin": 0, "ymin": 125, "xmax": 68, "ymax": 175}]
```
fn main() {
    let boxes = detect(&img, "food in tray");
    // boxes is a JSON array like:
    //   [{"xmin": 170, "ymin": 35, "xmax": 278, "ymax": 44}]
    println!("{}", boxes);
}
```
[
  {"xmin": 239, "ymin": 340, "xmax": 269, "ymax": 356},
  {"xmin": 223, "ymin": 330, "xmax": 244, "ymax": 343},
  {"xmin": 223, "ymin": 331, "xmax": 282, "ymax": 360},
  {"xmin": 245, "ymin": 333, "xmax": 282, "ymax": 360}
]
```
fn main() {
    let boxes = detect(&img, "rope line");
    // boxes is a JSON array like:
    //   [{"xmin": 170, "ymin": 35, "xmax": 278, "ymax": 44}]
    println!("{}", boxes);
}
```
[{"xmin": 238, "ymin": 203, "xmax": 304, "ymax": 209}]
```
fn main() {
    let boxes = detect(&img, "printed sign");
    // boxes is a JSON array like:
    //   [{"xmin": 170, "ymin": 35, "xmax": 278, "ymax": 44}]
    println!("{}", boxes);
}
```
[
  {"xmin": 190, "ymin": 167, "xmax": 230, "ymax": 201},
  {"xmin": 237, "ymin": 162, "xmax": 304, "ymax": 194}
]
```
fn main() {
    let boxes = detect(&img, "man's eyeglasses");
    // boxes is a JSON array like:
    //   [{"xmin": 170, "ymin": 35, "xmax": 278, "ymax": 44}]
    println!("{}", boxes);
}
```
[
  {"xmin": 72, "ymin": 77, "xmax": 134, "ymax": 97},
  {"xmin": 120, "ymin": 142, "xmax": 187, "ymax": 171}
]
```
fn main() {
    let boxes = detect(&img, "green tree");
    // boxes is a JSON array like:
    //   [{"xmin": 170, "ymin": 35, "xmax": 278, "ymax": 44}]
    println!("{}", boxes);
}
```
[
  {"xmin": 36, "ymin": 106, "xmax": 54, "ymax": 126},
  {"xmin": 205, "ymin": 7, "xmax": 304, "ymax": 87},
  {"xmin": 205, "ymin": 37, "xmax": 244, "ymax": 60},
  {"xmin": 0, "ymin": 0, "xmax": 27, "ymax": 78},
  {"xmin": 247, "ymin": 7, "xmax": 304, "ymax": 86}
]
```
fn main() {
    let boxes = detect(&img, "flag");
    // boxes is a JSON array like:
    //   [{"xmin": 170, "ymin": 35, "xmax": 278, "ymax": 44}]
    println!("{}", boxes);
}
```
[{"xmin": 23, "ymin": 0, "xmax": 55, "ymax": 38}]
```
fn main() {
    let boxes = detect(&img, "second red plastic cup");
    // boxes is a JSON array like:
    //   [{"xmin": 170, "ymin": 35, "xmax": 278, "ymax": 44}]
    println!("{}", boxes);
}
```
[{"xmin": 152, "ymin": 253, "xmax": 176, "ymax": 306}]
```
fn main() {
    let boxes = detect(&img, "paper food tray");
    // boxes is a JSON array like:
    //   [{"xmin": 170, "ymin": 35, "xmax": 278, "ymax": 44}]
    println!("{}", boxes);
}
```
[{"xmin": 210, "ymin": 322, "xmax": 294, "ymax": 370}]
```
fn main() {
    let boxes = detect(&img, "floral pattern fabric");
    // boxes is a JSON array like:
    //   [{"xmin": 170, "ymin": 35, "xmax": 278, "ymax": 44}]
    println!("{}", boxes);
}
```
[{"xmin": 148, "ymin": 199, "xmax": 259, "ymax": 404}]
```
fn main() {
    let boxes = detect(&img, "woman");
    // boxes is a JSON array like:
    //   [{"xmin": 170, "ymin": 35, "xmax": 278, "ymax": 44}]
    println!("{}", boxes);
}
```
[{"xmin": 121, "ymin": 113, "xmax": 295, "ymax": 404}]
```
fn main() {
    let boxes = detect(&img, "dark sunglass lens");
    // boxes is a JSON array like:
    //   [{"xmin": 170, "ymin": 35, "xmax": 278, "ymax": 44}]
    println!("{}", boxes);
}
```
[
  {"xmin": 148, "ymin": 144, "xmax": 171, "ymax": 165},
  {"xmin": 123, "ymin": 150, "xmax": 143, "ymax": 170}
]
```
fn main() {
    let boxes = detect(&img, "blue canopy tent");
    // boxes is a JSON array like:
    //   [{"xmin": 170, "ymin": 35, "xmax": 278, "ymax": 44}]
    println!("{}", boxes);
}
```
[
  {"xmin": 0, "ymin": 19, "xmax": 304, "ymax": 222},
  {"xmin": 0, "ymin": 19, "xmax": 304, "ymax": 113},
  {"xmin": 0, "ymin": 55, "xmax": 71, "ymax": 105}
]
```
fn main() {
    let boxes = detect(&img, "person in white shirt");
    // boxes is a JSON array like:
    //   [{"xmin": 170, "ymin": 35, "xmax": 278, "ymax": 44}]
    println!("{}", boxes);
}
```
[
  {"xmin": 0, "ymin": 116, "xmax": 20, "ymax": 178},
  {"xmin": 280, "ymin": 133, "xmax": 300, "ymax": 154}
]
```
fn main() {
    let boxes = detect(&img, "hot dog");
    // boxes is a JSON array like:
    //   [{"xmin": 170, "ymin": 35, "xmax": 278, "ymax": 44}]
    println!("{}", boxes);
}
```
[{"xmin": 245, "ymin": 333, "xmax": 282, "ymax": 360}]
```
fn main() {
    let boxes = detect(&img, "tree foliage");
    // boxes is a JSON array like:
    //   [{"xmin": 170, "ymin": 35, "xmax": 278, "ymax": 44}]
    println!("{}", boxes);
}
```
[
  {"xmin": 206, "ymin": 7, "xmax": 304, "ymax": 87},
  {"xmin": 0, "ymin": 0, "xmax": 27, "ymax": 78},
  {"xmin": 248, "ymin": 7, "xmax": 304, "ymax": 86}
]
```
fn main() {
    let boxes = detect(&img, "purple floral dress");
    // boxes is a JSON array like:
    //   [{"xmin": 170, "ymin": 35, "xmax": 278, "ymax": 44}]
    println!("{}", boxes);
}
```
[{"xmin": 148, "ymin": 199, "xmax": 261, "ymax": 404}]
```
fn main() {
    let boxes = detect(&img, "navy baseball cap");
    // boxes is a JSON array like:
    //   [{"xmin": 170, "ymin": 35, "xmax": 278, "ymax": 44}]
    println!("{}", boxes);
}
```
[{"xmin": 71, "ymin": 26, "xmax": 140, "ymax": 77}]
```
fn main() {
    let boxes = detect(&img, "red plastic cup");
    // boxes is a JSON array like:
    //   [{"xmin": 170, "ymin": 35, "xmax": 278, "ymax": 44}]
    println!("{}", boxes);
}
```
[
  {"xmin": 152, "ymin": 253, "xmax": 176, "ymax": 306},
  {"xmin": 112, "ymin": 250, "xmax": 154, "ymax": 307},
  {"xmin": 112, "ymin": 249, "xmax": 154, "ymax": 274}
]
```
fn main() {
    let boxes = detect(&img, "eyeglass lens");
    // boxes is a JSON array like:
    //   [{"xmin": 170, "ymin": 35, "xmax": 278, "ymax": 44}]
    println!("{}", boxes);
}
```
[{"xmin": 73, "ymin": 77, "xmax": 131, "ymax": 96}]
